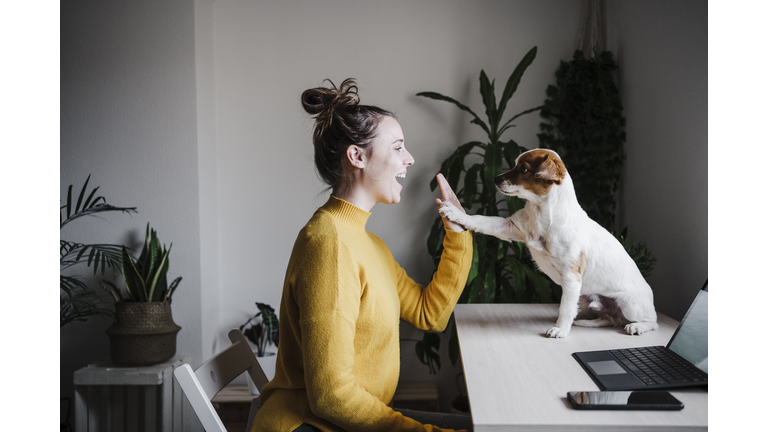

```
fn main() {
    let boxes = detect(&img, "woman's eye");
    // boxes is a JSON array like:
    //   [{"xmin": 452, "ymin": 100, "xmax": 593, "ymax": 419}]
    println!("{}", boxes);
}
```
[{"xmin": 396, "ymin": 147, "xmax": 403, "ymax": 152}]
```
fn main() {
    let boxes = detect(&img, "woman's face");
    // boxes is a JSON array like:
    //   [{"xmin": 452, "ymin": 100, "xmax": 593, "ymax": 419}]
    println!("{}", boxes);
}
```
[{"xmin": 363, "ymin": 116, "xmax": 415, "ymax": 205}]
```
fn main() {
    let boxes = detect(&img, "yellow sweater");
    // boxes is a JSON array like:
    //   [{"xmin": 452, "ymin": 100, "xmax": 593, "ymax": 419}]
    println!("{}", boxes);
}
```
[{"xmin": 252, "ymin": 196, "xmax": 473, "ymax": 432}]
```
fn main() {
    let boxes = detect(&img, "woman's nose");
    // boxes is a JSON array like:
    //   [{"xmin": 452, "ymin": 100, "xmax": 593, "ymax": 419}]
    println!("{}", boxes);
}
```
[{"xmin": 404, "ymin": 148, "xmax": 415, "ymax": 166}]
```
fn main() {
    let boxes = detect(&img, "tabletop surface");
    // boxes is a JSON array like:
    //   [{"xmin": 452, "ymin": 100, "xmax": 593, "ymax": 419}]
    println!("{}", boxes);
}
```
[{"xmin": 453, "ymin": 303, "xmax": 707, "ymax": 432}]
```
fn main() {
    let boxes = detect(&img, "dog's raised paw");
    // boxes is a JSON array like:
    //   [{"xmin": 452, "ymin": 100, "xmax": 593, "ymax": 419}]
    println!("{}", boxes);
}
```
[
  {"xmin": 438, "ymin": 202, "xmax": 463, "ymax": 222},
  {"xmin": 546, "ymin": 327, "xmax": 568, "ymax": 338}
]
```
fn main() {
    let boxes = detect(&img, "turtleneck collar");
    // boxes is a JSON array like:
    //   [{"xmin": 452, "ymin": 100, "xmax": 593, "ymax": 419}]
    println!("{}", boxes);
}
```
[{"xmin": 320, "ymin": 195, "xmax": 371, "ymax": 227}]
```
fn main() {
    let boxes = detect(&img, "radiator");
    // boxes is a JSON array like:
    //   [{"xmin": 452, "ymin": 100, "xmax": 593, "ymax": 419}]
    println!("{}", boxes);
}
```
[{"xmin": 73, "ymin": 357, "xmax": 189, "ymax": 432}]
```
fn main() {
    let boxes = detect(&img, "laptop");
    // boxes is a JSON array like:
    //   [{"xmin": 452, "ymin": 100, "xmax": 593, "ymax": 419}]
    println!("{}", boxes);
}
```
[{"xmin": 572, "ymin": 280, "xmax": 708, "ymax": 390}]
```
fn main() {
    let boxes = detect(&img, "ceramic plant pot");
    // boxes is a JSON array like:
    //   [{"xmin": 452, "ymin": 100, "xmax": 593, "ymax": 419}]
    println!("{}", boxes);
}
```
[{"xmin": 106, "ymin": 301, "xmax": 182, "ymax": 366}]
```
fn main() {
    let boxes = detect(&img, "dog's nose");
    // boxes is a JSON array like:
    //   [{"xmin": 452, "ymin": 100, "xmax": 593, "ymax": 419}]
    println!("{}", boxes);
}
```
[{"xmin": 494, "ymin": 173, "xmax": 505, "ymax": 185}]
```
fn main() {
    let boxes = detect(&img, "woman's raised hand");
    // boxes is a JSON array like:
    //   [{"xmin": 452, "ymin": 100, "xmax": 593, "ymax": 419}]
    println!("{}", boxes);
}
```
[{"xmin": 435, "ymin": 173, "xmax": 467, "ymax": 232}]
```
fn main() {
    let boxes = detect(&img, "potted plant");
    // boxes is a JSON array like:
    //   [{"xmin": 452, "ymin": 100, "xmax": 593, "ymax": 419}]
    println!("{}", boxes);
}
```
[
  {"xmin": 101, "ymin": 224, "xmax": 182, "ymax": 366},
  {"xmin": 538, "ymin": 49, "xmax": 656, "ymax": 277},
  {"xmin": 417, "ymin": 46, "xmax": 557, "ymax": 308},
  {"xmin": 415, "ymin": 46, "xmax": 557, "ymax": 373},
  {"xmin": 60, "ymin": 175, "xmax": 137, "ymax": 327},
  {"xmin": 239, "ymin": 302, "xmax": 279, "ymax": 394}
]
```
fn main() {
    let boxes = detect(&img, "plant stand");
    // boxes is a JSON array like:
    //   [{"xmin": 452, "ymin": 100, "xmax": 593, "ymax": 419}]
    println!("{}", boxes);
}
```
[{"xmin": 73, "ymin": 355, "xmax": 190, "ymax": 432}]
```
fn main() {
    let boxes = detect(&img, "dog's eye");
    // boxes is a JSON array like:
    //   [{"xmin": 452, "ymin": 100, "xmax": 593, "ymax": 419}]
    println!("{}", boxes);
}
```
[{"xmin": 522, "ymin": 167, "xmax": 528, "ymax": 174}]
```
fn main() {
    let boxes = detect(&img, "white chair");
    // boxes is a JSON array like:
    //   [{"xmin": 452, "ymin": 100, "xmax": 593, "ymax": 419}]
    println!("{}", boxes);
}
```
[{"xmin": 174, "ymin": 329, "xmax": 269, "ymax": 432}]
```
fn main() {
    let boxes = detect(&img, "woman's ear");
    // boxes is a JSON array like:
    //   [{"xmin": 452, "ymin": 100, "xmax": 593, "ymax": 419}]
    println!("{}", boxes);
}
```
[{"xmin": 346, "ymin": 145, "xmax": 366, "ymax": 169}]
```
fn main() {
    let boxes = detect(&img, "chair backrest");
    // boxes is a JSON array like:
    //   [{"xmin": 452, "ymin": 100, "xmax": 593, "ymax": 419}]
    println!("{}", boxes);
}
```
[{"xmin": 174, "ymin": 329, "xmax": 270, "ymax": 432}]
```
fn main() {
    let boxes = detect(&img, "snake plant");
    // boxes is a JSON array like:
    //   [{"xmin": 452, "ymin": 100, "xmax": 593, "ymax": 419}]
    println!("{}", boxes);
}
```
[{"xmin": 102, "ymin": 224, "xmax": 181, "ymax": 303}]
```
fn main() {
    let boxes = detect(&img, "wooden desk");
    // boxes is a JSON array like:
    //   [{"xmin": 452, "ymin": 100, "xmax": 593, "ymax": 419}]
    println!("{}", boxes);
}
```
[{"xmin": 454, "ymin": 304, "xmax": 707, "ymax": 432}]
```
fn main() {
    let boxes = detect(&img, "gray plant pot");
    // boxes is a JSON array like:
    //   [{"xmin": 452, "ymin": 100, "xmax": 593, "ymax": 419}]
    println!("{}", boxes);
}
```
[{"xmin": 106, "ymin": 301, "xmax": 181, "ymax": 366}]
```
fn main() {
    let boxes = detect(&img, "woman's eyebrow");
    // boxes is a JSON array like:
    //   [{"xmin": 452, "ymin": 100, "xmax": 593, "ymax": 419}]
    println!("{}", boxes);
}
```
[{"xmin": 392, "ymin": 138, "xmax": 404, "ymax": 145}]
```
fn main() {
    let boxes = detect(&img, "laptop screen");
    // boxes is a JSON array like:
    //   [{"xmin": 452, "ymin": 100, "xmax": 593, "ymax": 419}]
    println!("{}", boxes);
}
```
[{"xmin": 666, "ymin": 282, "xmax": 708, "ymax": 373}]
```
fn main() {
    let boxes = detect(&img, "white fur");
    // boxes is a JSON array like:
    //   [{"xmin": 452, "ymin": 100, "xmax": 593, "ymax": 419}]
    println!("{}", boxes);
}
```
[{"xmin": 439, "ymin": 149, "xmax": 658, "ymax": 338}]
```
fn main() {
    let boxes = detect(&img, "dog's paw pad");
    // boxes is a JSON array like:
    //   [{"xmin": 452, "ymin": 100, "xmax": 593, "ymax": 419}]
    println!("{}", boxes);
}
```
[
  {"xmin": 439, "ymin": 202, "xmax": 460, "ymax": 220},
  {"xmin": 624, "ymin": 323, "xmax": 645, "ymax": 335},
  {"xmin": 546, "ymin": 327, "xmax": 568, "ymax": 338}
]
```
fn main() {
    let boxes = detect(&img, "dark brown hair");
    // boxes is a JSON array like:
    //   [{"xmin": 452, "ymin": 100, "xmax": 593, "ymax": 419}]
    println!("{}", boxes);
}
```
[{"xmin": 301, "ymin": 78, "xmax": 394, "ymax": 189}]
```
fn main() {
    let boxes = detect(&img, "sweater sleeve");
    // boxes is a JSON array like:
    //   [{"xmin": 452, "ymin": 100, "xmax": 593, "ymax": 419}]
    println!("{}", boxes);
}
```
[
  {"xmin": 293, "ymin": 228, "xmax": 455, "ymax": 432},
  {"xmin": 394, "ymin": 229, "xmax": 473, "ymax": 332}
]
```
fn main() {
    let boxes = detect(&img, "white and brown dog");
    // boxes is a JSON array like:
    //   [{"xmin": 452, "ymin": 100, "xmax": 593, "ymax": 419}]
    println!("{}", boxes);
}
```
[{"xmin": 439, "ymin": 148, "xmax": 658, "ymax": 338}]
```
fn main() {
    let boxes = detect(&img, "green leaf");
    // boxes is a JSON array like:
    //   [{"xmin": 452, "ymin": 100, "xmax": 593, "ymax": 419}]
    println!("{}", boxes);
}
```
[
  {"xmin": 145, "ymin": 229, "xmax": 161, "ymax": 285},
  {"xmin": 462, "ymin": 163, "xmax": 483, "ymax": 208},
  {"xmin": 81, "ymin": 184, "xmax": 99, "ymax": 211},
  {"xmin": 482, "ymin": 143, "xmax": 502, "ymax": 198},
  {"xmin": 465, "ymin": 236, "xmax": 480, "ymax": 287},
  {"xmin": 416, "ymin": 91, "xmax": 490, "ymax": 136},
  {"xmin": 74, "ymin": 174, "xmax": 90, "ymax": 215},
  {"xmin": 416, "ymin": 91, "xmax": 484, "ymax": 125},
  {"xmin": 427, "ymin": 216, "xmax": 444, "ymax": 257},
  {"xmin": 66, "ymin": 184, "xmax": 73, "ymax": 220},
  {"xmin": 468, "ymin": 235, "xmax": 487, "ymax": 303},
  {"xmin": 122, "ymin": 246, "xmax": 145, "ymax": 302},
  {"xmin": 505, "ymin": 195, "xmax": 525, "ymax": 216},
  {"xmin": 524, "ymin": 265, "xmax": 553, "ymax": 303},
  {"xmin": 500, "ymin": 139, "xmax": 522, "ymax": 170},
  {"xmin": 499, "ymin": 277, "xmax": 514, "ymax": 303},
  {"xmin": 146, "ymin": 246, "xmax": 171, "ymax": 302},
  {"xmin": 136, "ymin": 223, "xmax": 150, "ymax": 271},
  {"xmin": 497, "ymin": 46, "xmax": 537, "ymax": 121},
  {"xmin": 486, "ymin": 261, "xmax": 498, "ymax": 303},
  {"xmin": 414, "ymin": 332, "xmax": 442, "ymax": 374},
  {"xmin": 447, "ymin": 156, "xmax": 464, "ymax": 191},
  {"xmin": 152, "ymin": 248, "xmax": 170, "ymax": 301},
  {"xmin": 506, "ymin": 257, "xmax": 527, "ymax": 302},
  {"xmin": 465, "ymin": 270, "xmax": 482, "ymax": 304},
  {"xmin": 256, "ymin": 302, "xmax": 280, "ymax": 347},
  {"xmin": 479, "ymin": 70, "xmax": 497, "ymax": 129}
]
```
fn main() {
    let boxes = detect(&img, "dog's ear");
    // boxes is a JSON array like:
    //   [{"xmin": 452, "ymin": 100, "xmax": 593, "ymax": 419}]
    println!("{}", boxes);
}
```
[
  {"xmin": 346, "ymin": 145, "xmax": 366, "ymax": 169},
  {"xmin": 535, "ymin": 154, "xmax": 566, "ymax": 184}
]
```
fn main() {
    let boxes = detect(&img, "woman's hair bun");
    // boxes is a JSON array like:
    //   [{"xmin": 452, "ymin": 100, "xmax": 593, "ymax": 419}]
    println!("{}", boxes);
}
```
[
  {"xmin": 301, "ymin": 78, "xmax": 360, "ymax": 117},
  {"xmin": 301, "ymin": 78, "xmax": 394, "ymax": 189}
]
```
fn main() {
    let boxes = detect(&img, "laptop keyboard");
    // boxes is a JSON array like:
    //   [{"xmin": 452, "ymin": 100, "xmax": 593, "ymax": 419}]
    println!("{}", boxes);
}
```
[{"xmin": 609, "ymin": 346, "xmax": 707, "ymax": 386}]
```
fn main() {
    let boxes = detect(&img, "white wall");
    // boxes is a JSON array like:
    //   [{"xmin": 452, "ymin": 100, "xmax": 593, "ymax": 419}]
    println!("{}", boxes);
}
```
[
  {"xmin": 610, "ymin": 0, "xmax": 708, "ymax": 320},
  {"xmin": 211, "ymin": 0, "xmax": 581, "ymax": 409},
  {"xmin": 60, "ymin": 4, "xmax": 204, "ymax": 428},
  {"xmin": 60, "ymin": 0, "xmax": 707, "ymax": 418}
]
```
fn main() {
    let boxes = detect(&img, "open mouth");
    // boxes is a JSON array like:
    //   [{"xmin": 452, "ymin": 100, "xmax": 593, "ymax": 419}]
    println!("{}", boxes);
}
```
[{"xmin": 396, "ymin": 172, "xmax": 406, "ymax": 179}]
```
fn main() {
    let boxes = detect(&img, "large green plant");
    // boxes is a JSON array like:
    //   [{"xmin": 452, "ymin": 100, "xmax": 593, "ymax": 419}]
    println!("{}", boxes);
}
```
[
  {"xmin": 101, "ymin": 224, "xmax": 182, "ymax": 303},
  {"xmin": 60, "ymin": 175, "xmax": 137, "ymax": 327},
  {"xmin": 414, "ymin": 47, "xmax": 560, "ymax": 370},
  {"xmin": 538, "ymin": 50, "xmax": 656, "ymax": 277},
  {"xmin": 538, "ymin": 50, "xmax": 624, "ymax": 231},
  {"xmin": 240, "ymin": 302, "xmax": 279, "ymax": 357},
  {"xmin": 418, "ymin": 46, "xmax": 558, "ymax": 307}
]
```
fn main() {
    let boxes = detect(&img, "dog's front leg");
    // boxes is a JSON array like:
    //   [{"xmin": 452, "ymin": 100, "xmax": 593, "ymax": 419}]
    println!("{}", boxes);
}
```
[
  {"xmin": 547, "ymin": 276, "xmax": 582, "ymax": 338},
  {"xmin": 439, "ymin": 201, "xmax": 525, "ymax": 242}
]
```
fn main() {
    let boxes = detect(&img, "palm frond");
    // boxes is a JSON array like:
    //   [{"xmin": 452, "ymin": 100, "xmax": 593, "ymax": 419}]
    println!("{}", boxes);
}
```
[{"xmin": 60, "ymin": 175, "xmax": 136, "ymax": 229}]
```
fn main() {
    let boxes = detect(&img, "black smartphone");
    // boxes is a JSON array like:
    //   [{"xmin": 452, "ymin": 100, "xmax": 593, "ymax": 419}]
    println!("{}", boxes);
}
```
[{"xmin": 567, "ymin": 391, "xmax": 684, "ymax": 410}]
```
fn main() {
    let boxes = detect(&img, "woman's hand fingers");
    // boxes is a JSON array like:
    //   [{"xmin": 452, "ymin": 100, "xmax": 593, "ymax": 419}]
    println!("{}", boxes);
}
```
[
  {"xmin": 435, "ymin": 174, "xmax": 467, "ymax": 232},
  {"xmin": 436, "ymin": 173, "xmax": 465, "ymax": 213}
]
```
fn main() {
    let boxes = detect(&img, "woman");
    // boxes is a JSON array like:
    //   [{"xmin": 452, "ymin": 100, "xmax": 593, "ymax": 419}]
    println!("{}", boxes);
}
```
[{"xmin": 252, "ymin": 78, "xmax": 473, "ymax": 432}]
